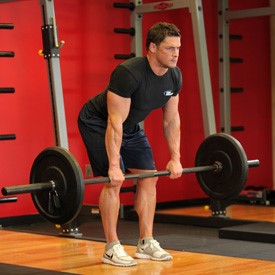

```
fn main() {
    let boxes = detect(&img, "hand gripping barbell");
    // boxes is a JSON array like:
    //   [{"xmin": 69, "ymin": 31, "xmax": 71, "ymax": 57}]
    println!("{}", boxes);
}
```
[{"xmin": 1, "ymin": 133, "xmax": 260, "ymax": 225}]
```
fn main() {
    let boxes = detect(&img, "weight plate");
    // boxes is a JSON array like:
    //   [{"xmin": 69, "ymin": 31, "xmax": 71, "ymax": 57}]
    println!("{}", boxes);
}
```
[
  {"xmin": 30, "ymin": 147, "xmax": 85, "ymax": 225},
  {"xmin": 195, "ymin": 133, "xmax": 248, "ymax": 200}
]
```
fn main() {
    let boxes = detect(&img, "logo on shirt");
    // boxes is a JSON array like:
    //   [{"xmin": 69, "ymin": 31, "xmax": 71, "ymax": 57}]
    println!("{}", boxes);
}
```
[{"xmin": 163, "ymin": 90, "xmax": 173, "ymax": 96}]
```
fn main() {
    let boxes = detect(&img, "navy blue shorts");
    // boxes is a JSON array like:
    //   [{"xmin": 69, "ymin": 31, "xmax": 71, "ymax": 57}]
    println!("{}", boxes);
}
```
[{"xmin": 78, "ymin": 104, "xmax": 156, "ymax": 177}]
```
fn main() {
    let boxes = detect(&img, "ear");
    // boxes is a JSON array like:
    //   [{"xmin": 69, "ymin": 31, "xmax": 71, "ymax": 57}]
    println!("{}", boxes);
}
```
[{"xmin": 148, "ymin": 42, "xmax": 157, "ymax": 53}]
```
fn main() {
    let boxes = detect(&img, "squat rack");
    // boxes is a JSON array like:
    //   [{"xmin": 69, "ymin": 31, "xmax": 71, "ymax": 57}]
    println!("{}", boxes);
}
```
[
  {"xmin": 0, "ymin": 0, "xmax": 69, "ymax": 149},
  {"xmin": 218, "ymin": 0, "xmax": 275, "ymax": 187},
  {"xmin": 128, "ymin": 0, "xmax": 217, "ymax": 137},
  {"xmin": 1, "ymin": 0, "xmax": 217, "ymax": 145},
  {"xmin": 39, "ymin": 0, "xmax": 68, "ymax": 149}
]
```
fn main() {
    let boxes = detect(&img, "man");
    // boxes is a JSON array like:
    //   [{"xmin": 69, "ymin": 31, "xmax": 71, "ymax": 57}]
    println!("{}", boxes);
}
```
[{"xmin": 78, "ymin": 22, "xmax": 183, "ymax": 267}]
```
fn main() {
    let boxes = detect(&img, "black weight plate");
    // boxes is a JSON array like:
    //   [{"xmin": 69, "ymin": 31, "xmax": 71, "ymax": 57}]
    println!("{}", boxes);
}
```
[
  {"xmin": 30, "ymin": 147, "xmax": 84, "ymax": 225},
  {"xmin": 195, "ymin": 133, "xmax": 248, "ymax": 200}
]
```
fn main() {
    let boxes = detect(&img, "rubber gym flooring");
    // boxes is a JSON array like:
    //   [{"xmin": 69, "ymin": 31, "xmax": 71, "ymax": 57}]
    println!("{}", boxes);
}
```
[{"xmin": 0, "ymin": 263, "xmax": 74, "ymax": 274}]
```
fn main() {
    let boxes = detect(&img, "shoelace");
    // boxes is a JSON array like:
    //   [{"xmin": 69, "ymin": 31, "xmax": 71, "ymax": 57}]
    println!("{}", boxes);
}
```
[
  {"xmin": 113, "ymin": 244, "xmax": 128, "ymax": 257},
  {"xmin": 149, "ymin": 240, "xmax": 164, "ymax": 252}
]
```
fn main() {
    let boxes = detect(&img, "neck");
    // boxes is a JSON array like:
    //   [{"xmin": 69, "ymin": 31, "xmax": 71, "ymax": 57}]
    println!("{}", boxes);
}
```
[{"xmin": 147, "ymin": 55, "xmax": 168, "ymax": 76}]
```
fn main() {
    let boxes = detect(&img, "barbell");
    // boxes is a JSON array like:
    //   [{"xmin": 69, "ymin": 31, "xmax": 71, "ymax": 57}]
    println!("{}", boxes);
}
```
[{"xmin": 1, "ymin": 133, "xmax": 260, "ymax": 225}]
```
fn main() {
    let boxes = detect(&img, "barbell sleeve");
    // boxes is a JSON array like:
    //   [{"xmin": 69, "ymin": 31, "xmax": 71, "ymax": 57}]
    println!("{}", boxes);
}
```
[
  {"xmin": 248, "ymin": 159, "xmax": 260, "ymax": 168},
  {"xmin": 2, "ymin": 182, "xmax": 54, "ymax": 196}
]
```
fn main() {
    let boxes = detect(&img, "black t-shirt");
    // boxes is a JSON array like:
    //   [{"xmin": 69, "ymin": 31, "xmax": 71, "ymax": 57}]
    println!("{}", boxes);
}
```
[{"xmin": 86, "ymin": 56, "xmax": 182, "ymax": 129}]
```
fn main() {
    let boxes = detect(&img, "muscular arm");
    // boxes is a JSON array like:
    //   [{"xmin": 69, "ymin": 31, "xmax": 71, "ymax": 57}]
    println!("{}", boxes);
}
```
[
  {"xmin": 162, "ymin": 95, "xmax": 183, "ymax": 178},
  {"xmin": 106, "ymin": 91, "xmax": 131, "ymax": 184}
]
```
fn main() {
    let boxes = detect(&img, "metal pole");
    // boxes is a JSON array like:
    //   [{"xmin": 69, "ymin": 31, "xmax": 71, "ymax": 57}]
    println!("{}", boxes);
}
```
[
  {"xmin": 189, "ymin": 0, "xmax": 217, "ymax": 136},
  {"xmin": 270, "ymin": 0, "xmax": 275, "ymax": 189},
  {"xmin": 39, "ymin": 0, "xmax": 68, "ymax": 149},
  {"xmin": 218, "ymin": 0, "xmax": 231, "ymax": 134}
]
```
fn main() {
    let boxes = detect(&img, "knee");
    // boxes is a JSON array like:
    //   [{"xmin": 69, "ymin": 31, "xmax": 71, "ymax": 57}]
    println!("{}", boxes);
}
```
[
  {"xmin": 103, "ymin": 182, "xmax": 123, "ymax": 196},
  {"xmin": 137, "ymin": 177, "xmax": 158, "ymax": 191},
  {"xmin": 145, "ymin": 176, "xmax": 158, "ymax": 185}
]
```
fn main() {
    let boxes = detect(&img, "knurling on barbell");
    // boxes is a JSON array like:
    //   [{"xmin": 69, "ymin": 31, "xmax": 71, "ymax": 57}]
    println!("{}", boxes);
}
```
[{"xmin": 1, "ymin": 133, "xmax": 260, "ymax": 225}]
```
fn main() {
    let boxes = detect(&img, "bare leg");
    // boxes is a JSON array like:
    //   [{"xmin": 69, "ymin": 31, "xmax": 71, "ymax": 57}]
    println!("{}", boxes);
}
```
[
  {"xmin": 99, "ymin": 184, "xmax": 122, "ymax": 243},
  {"xmin": 132, "ymin": 172, "xmax": 172, "ymax": 261},
  {"xmin": 130, "ymin": 170, "xmax": 158, "ymax": 239},
  {"xmin": 99, "ymin": 183, "xmax": 137, "ymax": 266}
]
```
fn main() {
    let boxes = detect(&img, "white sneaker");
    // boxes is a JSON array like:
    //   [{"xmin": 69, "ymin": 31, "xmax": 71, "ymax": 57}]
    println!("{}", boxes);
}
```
[
  {"xmin": 102, "ymin": 244, "xmax": 137, "ymax": 267},
  {"xmin": 135, "ymin": 239, "xmax": 173, "ymax": 261}
]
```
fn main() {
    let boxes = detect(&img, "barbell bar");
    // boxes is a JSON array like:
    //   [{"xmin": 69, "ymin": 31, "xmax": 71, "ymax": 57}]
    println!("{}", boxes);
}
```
[
  {"xmin": 2, "ymin": 160, "xmax": 259, "ymax": 196},
  {"xmin": 1, "ymin": 133, "xmax": 260, "ymax": 225},
  {"xmin": 1, "ymin": 163, "xmax": 221, "ymax": 196}
]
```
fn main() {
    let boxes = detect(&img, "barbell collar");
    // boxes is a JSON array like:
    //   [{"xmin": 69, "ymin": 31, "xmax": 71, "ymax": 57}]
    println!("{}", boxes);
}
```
[{"xmin": 2, "ymin": 182, "xmax": 54, "ymax": 196}]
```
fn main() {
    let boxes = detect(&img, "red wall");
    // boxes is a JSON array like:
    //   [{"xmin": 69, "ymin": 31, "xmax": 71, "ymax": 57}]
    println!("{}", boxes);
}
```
[
  {"xmin": 0, "ymin": 0, "xmax": 54, "ymax": 216},
  {"xmin": 0, "ymin": 0, "xmax": 272, "ymax": 218}
]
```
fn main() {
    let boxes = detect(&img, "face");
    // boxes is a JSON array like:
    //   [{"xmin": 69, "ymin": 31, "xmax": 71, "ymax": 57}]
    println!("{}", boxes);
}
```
[{"xmin": 151, "ymin": 36, "xmax": 181, "ymax": 68}]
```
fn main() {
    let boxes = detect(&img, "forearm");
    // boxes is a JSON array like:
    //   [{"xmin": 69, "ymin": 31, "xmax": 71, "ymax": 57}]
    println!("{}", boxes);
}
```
[
  {"xmin": 105, "ymin": 91, "xmax": 130, "ymax": 171},
  {"xmin": 163, "ymin": 114, "xmax": 181, "ymax": 161},
  {"xmin": 105, "ymin": 117, "xmax": 122, "ymax": 169}
]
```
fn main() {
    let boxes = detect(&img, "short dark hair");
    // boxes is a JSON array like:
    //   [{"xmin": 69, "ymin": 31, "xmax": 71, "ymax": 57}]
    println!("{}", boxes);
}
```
[{"xmin": 146, "ymin": 22, "xmax": 181, "ymax": 51}]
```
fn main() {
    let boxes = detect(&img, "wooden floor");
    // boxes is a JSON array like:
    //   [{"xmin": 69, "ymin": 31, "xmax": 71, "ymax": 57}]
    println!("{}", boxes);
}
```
[
  {"xmin": 2, "ymin": 204, "xmax": 275, "ymax": 274},
  {"xmin": 156, "ymin": 203, "xmax": 275, "ymax": 222}
]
